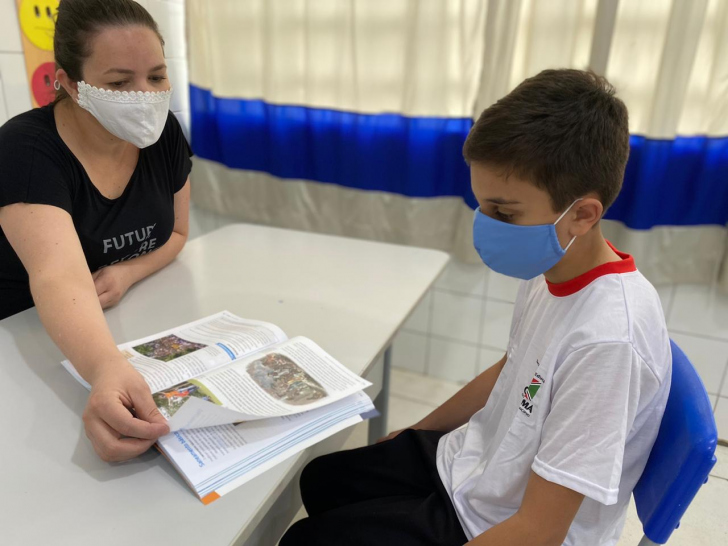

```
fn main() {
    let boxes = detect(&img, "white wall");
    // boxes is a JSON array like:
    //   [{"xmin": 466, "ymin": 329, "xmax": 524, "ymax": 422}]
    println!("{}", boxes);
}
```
[{"xmin": 0, "ymin": 0, "xmax": 190, "ymax": 135}]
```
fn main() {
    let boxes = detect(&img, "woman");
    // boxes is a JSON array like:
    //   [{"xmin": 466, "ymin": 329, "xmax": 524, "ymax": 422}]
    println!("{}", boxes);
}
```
[{"xmin": 0, "ymin": 0, "xmax": 191, "ymax": 461}]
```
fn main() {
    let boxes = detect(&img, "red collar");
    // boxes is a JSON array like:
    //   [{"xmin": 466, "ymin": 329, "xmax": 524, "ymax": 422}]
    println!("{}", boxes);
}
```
[{"xmin": 545, "ymin": 241, "xmax": 636, "ymax": 297}]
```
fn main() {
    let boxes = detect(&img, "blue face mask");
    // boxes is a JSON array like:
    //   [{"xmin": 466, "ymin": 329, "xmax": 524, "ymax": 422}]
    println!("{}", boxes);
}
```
[{"xmin": 472, "ymin": 200, "xmax": 580, "ymax": 280}]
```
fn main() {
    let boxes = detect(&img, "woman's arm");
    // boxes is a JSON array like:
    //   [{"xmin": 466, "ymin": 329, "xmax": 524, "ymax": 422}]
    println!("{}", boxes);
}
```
[
  {"xmin": 92, "ymin": 178, "xmax": 190, "ymax": 308},
  {"xmin": 0, "ymin": 202, "xmax": 169, "ymax": 461}
]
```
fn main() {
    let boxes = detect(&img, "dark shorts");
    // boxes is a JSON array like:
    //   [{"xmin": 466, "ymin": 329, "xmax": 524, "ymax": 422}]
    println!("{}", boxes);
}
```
[{"xmin": 280, "ymin": 429, "xmax": 469, "ymax": 546}]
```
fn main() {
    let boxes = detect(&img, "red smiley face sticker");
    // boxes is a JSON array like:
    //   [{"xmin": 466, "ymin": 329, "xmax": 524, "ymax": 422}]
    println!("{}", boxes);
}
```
[{"xmin": 32, "ymin": 62, "xmax": 57, "ymax": 107}]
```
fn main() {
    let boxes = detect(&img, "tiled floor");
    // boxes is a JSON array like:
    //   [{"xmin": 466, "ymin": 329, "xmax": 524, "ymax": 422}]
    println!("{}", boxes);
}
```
[{"xmin": 284, "ymin": 369, "xmax": 728, "ymax": 544}]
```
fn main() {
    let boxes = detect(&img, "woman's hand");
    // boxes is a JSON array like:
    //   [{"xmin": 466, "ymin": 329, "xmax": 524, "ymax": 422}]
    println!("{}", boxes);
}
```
[
  {"xmin": 83, "ymin": 358, "xmax": 170, "ymax": 462},
  {"xmin": 92, "ymin": 264, "xmax": 133, "ymax": 309}
]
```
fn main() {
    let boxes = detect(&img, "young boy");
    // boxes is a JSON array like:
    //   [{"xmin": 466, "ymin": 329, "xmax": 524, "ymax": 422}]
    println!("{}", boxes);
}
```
[{"xmin": 280, "ymin": 69, "xmax": 671, "ymax": 546}]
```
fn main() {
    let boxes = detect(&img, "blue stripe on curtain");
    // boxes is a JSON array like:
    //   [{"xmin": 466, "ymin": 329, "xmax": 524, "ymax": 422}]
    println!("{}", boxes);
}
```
[
  {"xmin": 190, "ymin": 85, "xmax": 477, "ymax": 208},
  {"xmin": 607, "ymin": 135, "xmax": 728, "ymax": 229},
  {"xmin": 190, "ymin": 85, "xmax": 728, "ymax": 229}
]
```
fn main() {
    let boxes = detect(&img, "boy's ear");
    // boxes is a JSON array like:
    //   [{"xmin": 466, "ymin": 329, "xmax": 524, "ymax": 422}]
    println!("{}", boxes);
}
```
[{"xmin": 569, "ymin": 197, "xmax": 603, "ymax": 236}]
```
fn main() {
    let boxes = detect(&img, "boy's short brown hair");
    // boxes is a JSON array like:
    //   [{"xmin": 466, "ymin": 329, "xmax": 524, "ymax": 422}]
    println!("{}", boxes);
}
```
[{"xmin": 463, "ymin": 69, "xmax": 629, "ymax": 212}]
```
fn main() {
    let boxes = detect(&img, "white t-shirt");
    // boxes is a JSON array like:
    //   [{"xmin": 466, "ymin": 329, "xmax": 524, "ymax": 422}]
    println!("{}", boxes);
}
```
[{"xmin": 436, "ymin": 248, "xmax": 671, "ymax": 545}]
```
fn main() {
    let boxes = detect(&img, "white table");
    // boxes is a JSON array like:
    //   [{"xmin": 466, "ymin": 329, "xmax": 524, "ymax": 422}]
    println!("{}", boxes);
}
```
[{"xmin": 0, "ymin": 224, "xmax": 448, "ymax": 546}]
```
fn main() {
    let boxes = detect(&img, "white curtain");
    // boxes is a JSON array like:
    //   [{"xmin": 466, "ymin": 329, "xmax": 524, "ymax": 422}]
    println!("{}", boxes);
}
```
[
  {"xmin": 598, "ymin": 0, "xmax": 728, "ymax": 288},
  {"xmin": 189, "ymin": 0, "xmax": 485, "ymax": 117},
  {"xmin": 188, "ymin": 0, "xmax": 485, "ymax": 259},
  {"xmin": 187, "ymin": 0, "xmax": 728, "ymax": 289}
]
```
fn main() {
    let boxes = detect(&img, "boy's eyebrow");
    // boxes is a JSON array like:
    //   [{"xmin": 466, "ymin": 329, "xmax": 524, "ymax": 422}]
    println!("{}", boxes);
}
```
[{"xmin": 486, "ymin": 198, "xmax": 521, "ymax": 205}]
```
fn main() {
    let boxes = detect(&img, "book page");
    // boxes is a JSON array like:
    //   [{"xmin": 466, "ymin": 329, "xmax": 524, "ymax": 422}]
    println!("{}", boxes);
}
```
[
  {"xmin": 161, "ymin": 337, "xmax": 372, "ymax": 431},
  {"xmin": 61, "ymin": 311, "xmax": 287, "ymax": 393}
]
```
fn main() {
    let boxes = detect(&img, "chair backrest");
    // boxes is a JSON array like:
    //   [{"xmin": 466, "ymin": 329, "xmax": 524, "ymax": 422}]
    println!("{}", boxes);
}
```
[{"xmin": 633, "ymin": 340, "xmax": 718, "ymax": 544}]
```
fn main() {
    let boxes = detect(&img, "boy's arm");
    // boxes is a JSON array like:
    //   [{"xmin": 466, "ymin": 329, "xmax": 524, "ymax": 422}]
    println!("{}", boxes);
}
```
[
  {"xmin": 467, "ymin": 471, "xmax": 584, "ymax": 546},
  {"xmin": 380, "ymin": 353, "xmax": 507, "ymax": 441}
]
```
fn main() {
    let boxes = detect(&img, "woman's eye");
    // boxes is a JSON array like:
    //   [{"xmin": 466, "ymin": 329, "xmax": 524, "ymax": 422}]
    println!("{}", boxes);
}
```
[
  {"xmin": 109, "ymin": 81, "xmax": 127, "ymax": 88},
  {"xmin": 150, "ymin": 76, "xmax": 168, "ymax": 83}
]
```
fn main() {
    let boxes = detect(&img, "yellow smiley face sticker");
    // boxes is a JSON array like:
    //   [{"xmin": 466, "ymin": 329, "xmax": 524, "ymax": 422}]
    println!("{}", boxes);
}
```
[{"xmin": 19, "ymin": 0, "xmax": 60, "ymax": 51}]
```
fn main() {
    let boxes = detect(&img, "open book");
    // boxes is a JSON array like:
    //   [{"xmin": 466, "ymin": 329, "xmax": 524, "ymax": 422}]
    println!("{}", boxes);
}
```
[{"xmin": 62, "ymin": 311, "xmax": 375, "ymax": 504}]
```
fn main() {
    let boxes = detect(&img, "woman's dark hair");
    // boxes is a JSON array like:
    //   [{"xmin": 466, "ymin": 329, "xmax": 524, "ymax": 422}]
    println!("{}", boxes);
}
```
[{"xmin": 53, "ymin": 0, "xmax": 164, "ymax": 102}]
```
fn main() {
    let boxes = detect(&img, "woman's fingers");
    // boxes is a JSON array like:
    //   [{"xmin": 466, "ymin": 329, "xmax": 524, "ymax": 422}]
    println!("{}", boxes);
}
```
[
  {"xmin": 83, "ymin": 361, "xmax": 169, "ymax": 462},
  {"xmin": 93, "ymin": 273, "xmax": 109, "ymax": 296},
  {"xmin": 85, "ymin": 412, "xmax": 157, "ymax": 462},
  {"xmin": 99, "ymin": 397, "xmax": 167, "ymax": 440},
  {"xmin": 129, "ymin": 383, "xmax": 170, "ymax": 431}
]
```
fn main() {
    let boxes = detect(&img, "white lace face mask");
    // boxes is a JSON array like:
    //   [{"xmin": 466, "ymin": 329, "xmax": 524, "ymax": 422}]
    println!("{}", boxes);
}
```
[{"xmin": 76, "ymin": 81, "xmax": 173, "ymax": 148}]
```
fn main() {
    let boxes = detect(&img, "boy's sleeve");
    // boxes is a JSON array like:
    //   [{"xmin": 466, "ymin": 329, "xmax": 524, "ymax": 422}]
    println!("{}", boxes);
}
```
[{"xmin": 532, "ymin": 342, "xmax": 645, "ymax": 505}]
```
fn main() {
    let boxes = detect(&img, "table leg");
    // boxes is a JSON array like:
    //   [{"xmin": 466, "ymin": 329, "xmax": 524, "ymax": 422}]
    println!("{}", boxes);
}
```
[{"xmin": 368, "ymin": 345, "xmax": 392, "ymax": 445}]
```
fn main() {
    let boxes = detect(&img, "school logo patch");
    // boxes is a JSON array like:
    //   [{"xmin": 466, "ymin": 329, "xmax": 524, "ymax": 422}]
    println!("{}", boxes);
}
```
[
  {"xmin": 524, "ymin": 378, "xmax": 542, "ymax": 401},
  {"xmin": 519, "ymin": 365, "xmax": 544, "ymax": 417}
]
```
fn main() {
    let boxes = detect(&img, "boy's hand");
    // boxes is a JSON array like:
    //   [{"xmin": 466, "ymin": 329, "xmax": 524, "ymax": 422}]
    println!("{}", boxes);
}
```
[{"xmin": 376, "ymin": 428, "xmax": 408, "ymax": 443}]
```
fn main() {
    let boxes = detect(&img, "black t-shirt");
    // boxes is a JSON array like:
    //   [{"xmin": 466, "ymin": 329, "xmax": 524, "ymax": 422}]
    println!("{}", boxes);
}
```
[{"xmin": 0, "ymin": 105, "xmax": 192, "ymax": 320}]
